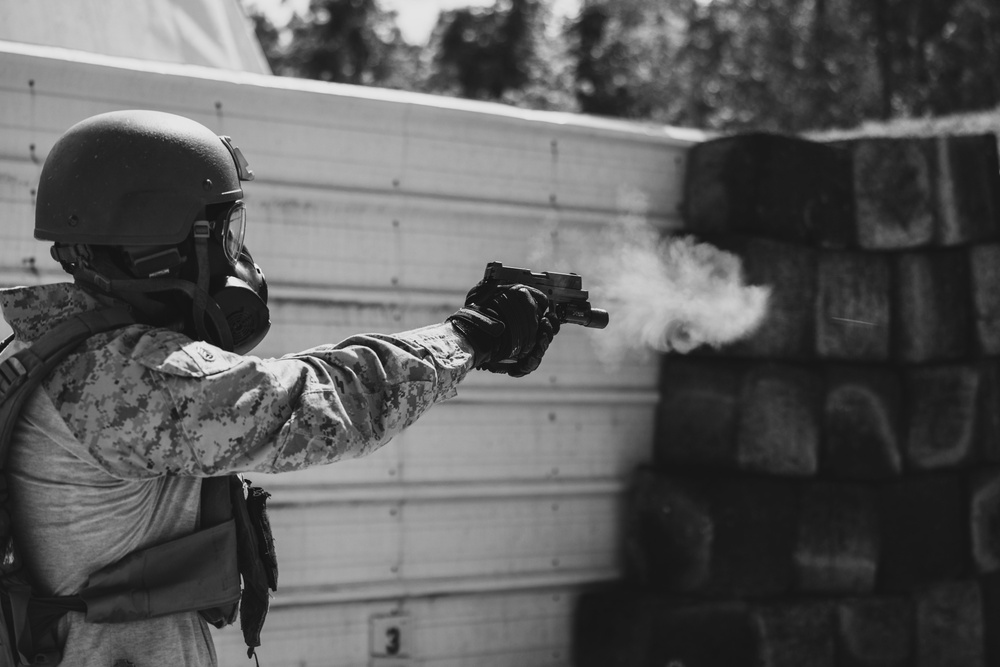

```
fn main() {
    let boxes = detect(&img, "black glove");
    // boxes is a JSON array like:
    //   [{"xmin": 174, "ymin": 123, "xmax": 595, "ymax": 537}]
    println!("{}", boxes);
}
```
[
  {"xmin": 503, "ymin": 312, "xmax": 560, "ymax": 378},
  {"xmin": 447, "ymin": 281, "xmax": 559, "ymax": 377}
]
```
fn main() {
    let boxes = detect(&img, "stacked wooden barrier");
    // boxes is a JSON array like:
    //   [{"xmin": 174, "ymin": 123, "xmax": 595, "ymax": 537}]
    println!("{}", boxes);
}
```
[{"xmin": 574, "ymin": 132, "xmax": 1000, "ymax": 666}]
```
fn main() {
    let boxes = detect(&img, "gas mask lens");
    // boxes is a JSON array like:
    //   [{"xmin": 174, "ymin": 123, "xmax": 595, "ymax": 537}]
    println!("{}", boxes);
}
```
[{"xmin": 220, "ymin": 200, "xmax": 247, "ymax": 265}]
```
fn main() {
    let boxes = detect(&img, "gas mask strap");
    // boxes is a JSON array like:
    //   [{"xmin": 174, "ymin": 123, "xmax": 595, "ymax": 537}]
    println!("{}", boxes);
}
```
[
  {"xmin": 191, "ymin": 221, "xmax": 234, "ymax": 350},
  {"xmin": 69, "ymin": 254, "xmax": 172, "ymax": 325},
  {"xmin": 72, "ymin": 263, "xmax": 235, "ymax": 351},
  {"xmin": 126, "ymin": 278, "xmax": 234, "ymax": 350}
]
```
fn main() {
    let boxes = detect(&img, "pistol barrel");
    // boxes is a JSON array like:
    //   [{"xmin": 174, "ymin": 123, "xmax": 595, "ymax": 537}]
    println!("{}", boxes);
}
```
[
  {"xmin": 557, "ymin": 305, "xmax": 610, "ymax": 329},
  {"xmin": 583, "ymin": 309, "xmax": 610, "ymax": 329}
]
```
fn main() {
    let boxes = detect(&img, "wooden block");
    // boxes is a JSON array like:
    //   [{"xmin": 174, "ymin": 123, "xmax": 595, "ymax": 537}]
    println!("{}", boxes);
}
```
[
  {"xmin": 713, "ymin": 237, "xmax": 818, "ymax": 359},
  {"xmin": 659, "ymin": 359, "xmax": 824, "ymax": 477},
  {"xmin": 980, "ymin": 362, "xmax": 1000, "ymax": 464},
  {"xmin": 905, "ymin": 364, "xmax": 982, "ymax": 470},
  {"xmin": 971, "ymin": 467, "xmax": 1000, "ymax": 574},
  {"xmin": 934, "ymin": 134, "xmax": 1000, "ymax": 246},
  {"xmin": 627, "ymin": 470, "xmax": 714, "ymax": 592},
  {"xmin": 847, "ymin": 134, "xmax": 1000, "ymax": 248},
  {"xmin": 736, "ymin": 363, "xmax": 822, "ymax": 476},
  {"xmin": 970, "ymin": 244, "xmax": 1000, "ymax": 355},
  {"xmin": 892, "ymin": 250, "xmax": 972, "ymax": 363},
  {"xmin": 682, "ymin": 133, "xmax": 854, "ymax": 247},
  {"xmin": 648, "ymin": 601, "xmax": 758, "ymax": 667},
  {"xmin": 573, "ymin": 591, "xmax": 759, "ymax": 667},
  {"xmin": 655, "ymin": 359, "xmax": 742, "ymax": 470},
  {"xmin": 815, "ymin": 251, "xmax": 891, "ymax": 360},
  {"xmin": 850, "ymin": 137, "xmax": 936, "ymax": 249},
  {"xmin": 822, "ymin": 366, "xmax": 903, "ymax": 480},
  {"xmin": 573, "ymin": 588, "xmax": 653, "ymax": 667},
  {"xmin": 836, "ymin": 596, "xmax": 914, "ymax": 667},
  {"xmin": 629, "ymin": 471, "xmax": 797, "ymax": 597},
  {"xmin": 878, "ymin": 474, "xmax": 969, "ymax": 592},
  {"xmin": 708, "ymin": 477, "xmax": 798, "ymax": 597},
  {"xmin": 751, "ymin": 601, "xmax": 836, "ymax": 667},
  {"xmin": 793, "ymin": 482, "xmax": 879, "ymax": 594},
  {"xmin": 914, "ymin": 581, "xmax": 986, "ymax": 667}
]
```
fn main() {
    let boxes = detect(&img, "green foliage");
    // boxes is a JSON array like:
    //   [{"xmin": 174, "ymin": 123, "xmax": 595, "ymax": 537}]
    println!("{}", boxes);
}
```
[{"xmin": 245, "ymin": 0, "xmax": 1000, "ymax": 132}]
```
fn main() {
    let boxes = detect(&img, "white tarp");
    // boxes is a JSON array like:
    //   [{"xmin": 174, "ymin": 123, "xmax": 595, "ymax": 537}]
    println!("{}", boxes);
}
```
[{"xmin": 0, "ymin": 0, "xmax": 270, "ymax": 73}]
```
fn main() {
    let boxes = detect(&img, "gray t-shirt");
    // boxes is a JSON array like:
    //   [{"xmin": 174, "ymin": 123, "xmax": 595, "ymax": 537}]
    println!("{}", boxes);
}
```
[{"xmin": 10, "ymin": 388, "xmax": 216, "ymax": 666}]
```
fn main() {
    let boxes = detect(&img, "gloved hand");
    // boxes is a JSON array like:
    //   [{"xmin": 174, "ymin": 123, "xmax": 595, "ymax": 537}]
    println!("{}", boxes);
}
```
[{"xmin": 447, "ymin": 281, "xmax": 561, "ymax": 377}]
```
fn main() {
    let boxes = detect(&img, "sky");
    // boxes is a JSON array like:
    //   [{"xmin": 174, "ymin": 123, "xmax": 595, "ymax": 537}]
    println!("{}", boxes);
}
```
[{"xmin": 244, "ymin": 0, "xmax": 582, "ymax": 45}]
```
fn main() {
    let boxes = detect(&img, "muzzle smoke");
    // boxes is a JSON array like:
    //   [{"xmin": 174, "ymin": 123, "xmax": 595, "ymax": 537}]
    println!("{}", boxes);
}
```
[
  {"xmin": 533, "ymin": 189, "xmax": 770, "ymax": 361},
  {"xmin": 590, "ymin": 229, "xmax": 771, "ymax": 357}
]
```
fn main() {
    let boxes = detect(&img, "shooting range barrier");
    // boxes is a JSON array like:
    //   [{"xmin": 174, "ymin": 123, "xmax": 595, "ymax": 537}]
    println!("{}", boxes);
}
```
[{"xmin": 576, "ymin": 132, "xmax": 1000, "ymax": 666}]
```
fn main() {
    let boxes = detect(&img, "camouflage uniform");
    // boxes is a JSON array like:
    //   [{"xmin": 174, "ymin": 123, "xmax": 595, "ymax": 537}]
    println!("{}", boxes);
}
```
[{"xmin": 0, "ymin": 282, "xmax": 474, "ymax": 666}]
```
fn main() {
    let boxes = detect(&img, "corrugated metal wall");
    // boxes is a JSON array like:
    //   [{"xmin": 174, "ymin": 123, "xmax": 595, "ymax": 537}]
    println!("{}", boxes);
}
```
[{"xmin": 0, "ymin": 40, "xmax": 700, "ymax": 667}]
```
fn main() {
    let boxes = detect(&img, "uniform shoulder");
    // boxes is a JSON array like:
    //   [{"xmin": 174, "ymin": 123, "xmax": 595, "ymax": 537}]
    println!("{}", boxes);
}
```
[{"xmin": 127, "ymin": 328, "xmax": 245, "ymax": 378}]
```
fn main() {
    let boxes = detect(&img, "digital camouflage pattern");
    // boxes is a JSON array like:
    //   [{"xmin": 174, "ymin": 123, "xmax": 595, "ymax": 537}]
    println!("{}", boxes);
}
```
[
  {"xmin": 0, "ymin": 281, "xmax": 475, "ymax": 666},
  {"xmin": 0, "ymin": 282, "xmax": 474, "ymax": 478}
]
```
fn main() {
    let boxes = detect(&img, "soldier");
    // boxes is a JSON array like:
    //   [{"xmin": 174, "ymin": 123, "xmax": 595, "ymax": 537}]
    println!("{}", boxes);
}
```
[{"xmin": 0, "ymin": 110, "xmax": 558, "ymax": 666}]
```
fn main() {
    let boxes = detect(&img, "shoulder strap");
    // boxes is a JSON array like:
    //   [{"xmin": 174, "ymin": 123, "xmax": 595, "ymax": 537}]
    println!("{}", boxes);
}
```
[
  {"xmin": 0, "ymin": 307, "xmax": 133, "ymax": 665},
  {"xmin": 0, "ymin": 308, "xmax": 134, "ymax": 458}
]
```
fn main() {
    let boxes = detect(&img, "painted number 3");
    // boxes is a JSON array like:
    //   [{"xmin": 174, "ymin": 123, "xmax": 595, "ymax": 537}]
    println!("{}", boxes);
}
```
[{"xmin": 385, "ymin": 626, "xmax": 401, "ymax": 655}]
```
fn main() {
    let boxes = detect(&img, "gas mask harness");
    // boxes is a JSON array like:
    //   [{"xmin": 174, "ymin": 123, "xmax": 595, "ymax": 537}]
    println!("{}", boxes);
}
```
[{"xmin": 49, "ymin": 212, "xmax": 270, "ymax": 355}]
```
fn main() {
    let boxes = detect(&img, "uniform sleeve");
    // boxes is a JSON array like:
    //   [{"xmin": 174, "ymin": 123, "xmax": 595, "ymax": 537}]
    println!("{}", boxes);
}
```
[{"xmin": 46, "ymin": 322, "xmax": 476, "ymax": 478}]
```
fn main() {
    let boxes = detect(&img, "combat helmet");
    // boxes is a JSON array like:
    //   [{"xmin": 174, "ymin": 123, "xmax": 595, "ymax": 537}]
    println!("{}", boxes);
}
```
[
  {"xmin": 34, "ymin": 110, "xmax": 269, "ymax": 354},
  {"xmin": 35, "ymin": 109, "xmax": 253, "ymax": 246}
]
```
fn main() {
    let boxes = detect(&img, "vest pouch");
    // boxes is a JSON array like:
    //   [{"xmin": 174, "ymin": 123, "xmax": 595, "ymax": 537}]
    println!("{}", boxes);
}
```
[
  {"xmin": 198, "ymin": 476, "xmax": 239, "ymax": 629},
  {"xmin": 80, "ymin": 519, "xmax": 241, "ymax": 623},
  {"xmin": 231, "ymin": 477, "xmax": 277, "ymax": 659}
]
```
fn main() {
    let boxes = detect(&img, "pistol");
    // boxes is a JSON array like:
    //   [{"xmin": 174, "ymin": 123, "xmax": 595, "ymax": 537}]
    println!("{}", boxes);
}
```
[{"xmin": 482, "ymin": 262, "xmax": 610, "ymax": 329}]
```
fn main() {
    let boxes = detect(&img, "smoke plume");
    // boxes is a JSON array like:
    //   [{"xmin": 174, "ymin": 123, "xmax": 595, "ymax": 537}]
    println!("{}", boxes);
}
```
[
  {"xmin": 590, "ymin": 229, "xmax": 771, "ymax": 357},
  {"xmin": 533, "ymin": 189, "xmax": 771, "ymax": 362}
]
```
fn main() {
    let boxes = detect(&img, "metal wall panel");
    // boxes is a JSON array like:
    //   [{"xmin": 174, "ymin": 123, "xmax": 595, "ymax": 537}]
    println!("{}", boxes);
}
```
[
  {"xmin": 210, "ymin": 588, "xmax": 581, "ymax": 667},
  {"xmin": 0, "ymin": 41, "xmax": 702, "ymax": 666},
  {"xmin": 265, "ymin": 487, "xmax": 620, "ymax": 589}
]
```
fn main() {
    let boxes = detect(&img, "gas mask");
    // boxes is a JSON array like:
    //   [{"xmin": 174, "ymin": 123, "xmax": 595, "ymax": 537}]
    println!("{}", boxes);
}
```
[
  {"xmin": 208, "ymin": 247, "xmax": 271, "ymax": 355},
  {"xmin": 192, "ymin": 198, "xmax": 271, "ymax": 355}
]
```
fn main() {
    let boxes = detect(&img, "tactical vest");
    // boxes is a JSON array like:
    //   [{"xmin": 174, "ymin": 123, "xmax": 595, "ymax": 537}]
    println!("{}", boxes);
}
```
[{"xmin": 0, "ymin": 308, "xmax": 277, "ymax": 665}]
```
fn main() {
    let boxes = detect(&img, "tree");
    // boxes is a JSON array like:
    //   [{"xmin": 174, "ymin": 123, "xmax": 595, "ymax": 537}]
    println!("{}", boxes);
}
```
[
  {"xmin": 868, "ymin": 0, "xmax": 1000, "ymax": 117},
  {"xmin": 423, "ymin": 0, "xmax": 540, "ymax": 99},
  {"xmin": 931, "ymin": 0, "xmax": 1000, "ymax": 113},
  {"xmin": 252, "ymin": 0, "xmax": 421, "ymax": 88},
  {"xmin": 562, "ymin": 0, "xmax": 1000, "ymax": 132},
  {"xmin": 246, "ymin": 0, "xmax": 1000, "ymax": 133},
  {"xmin": 247, "ymin": 8, "xmax": 282, "ymax": 72}
]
